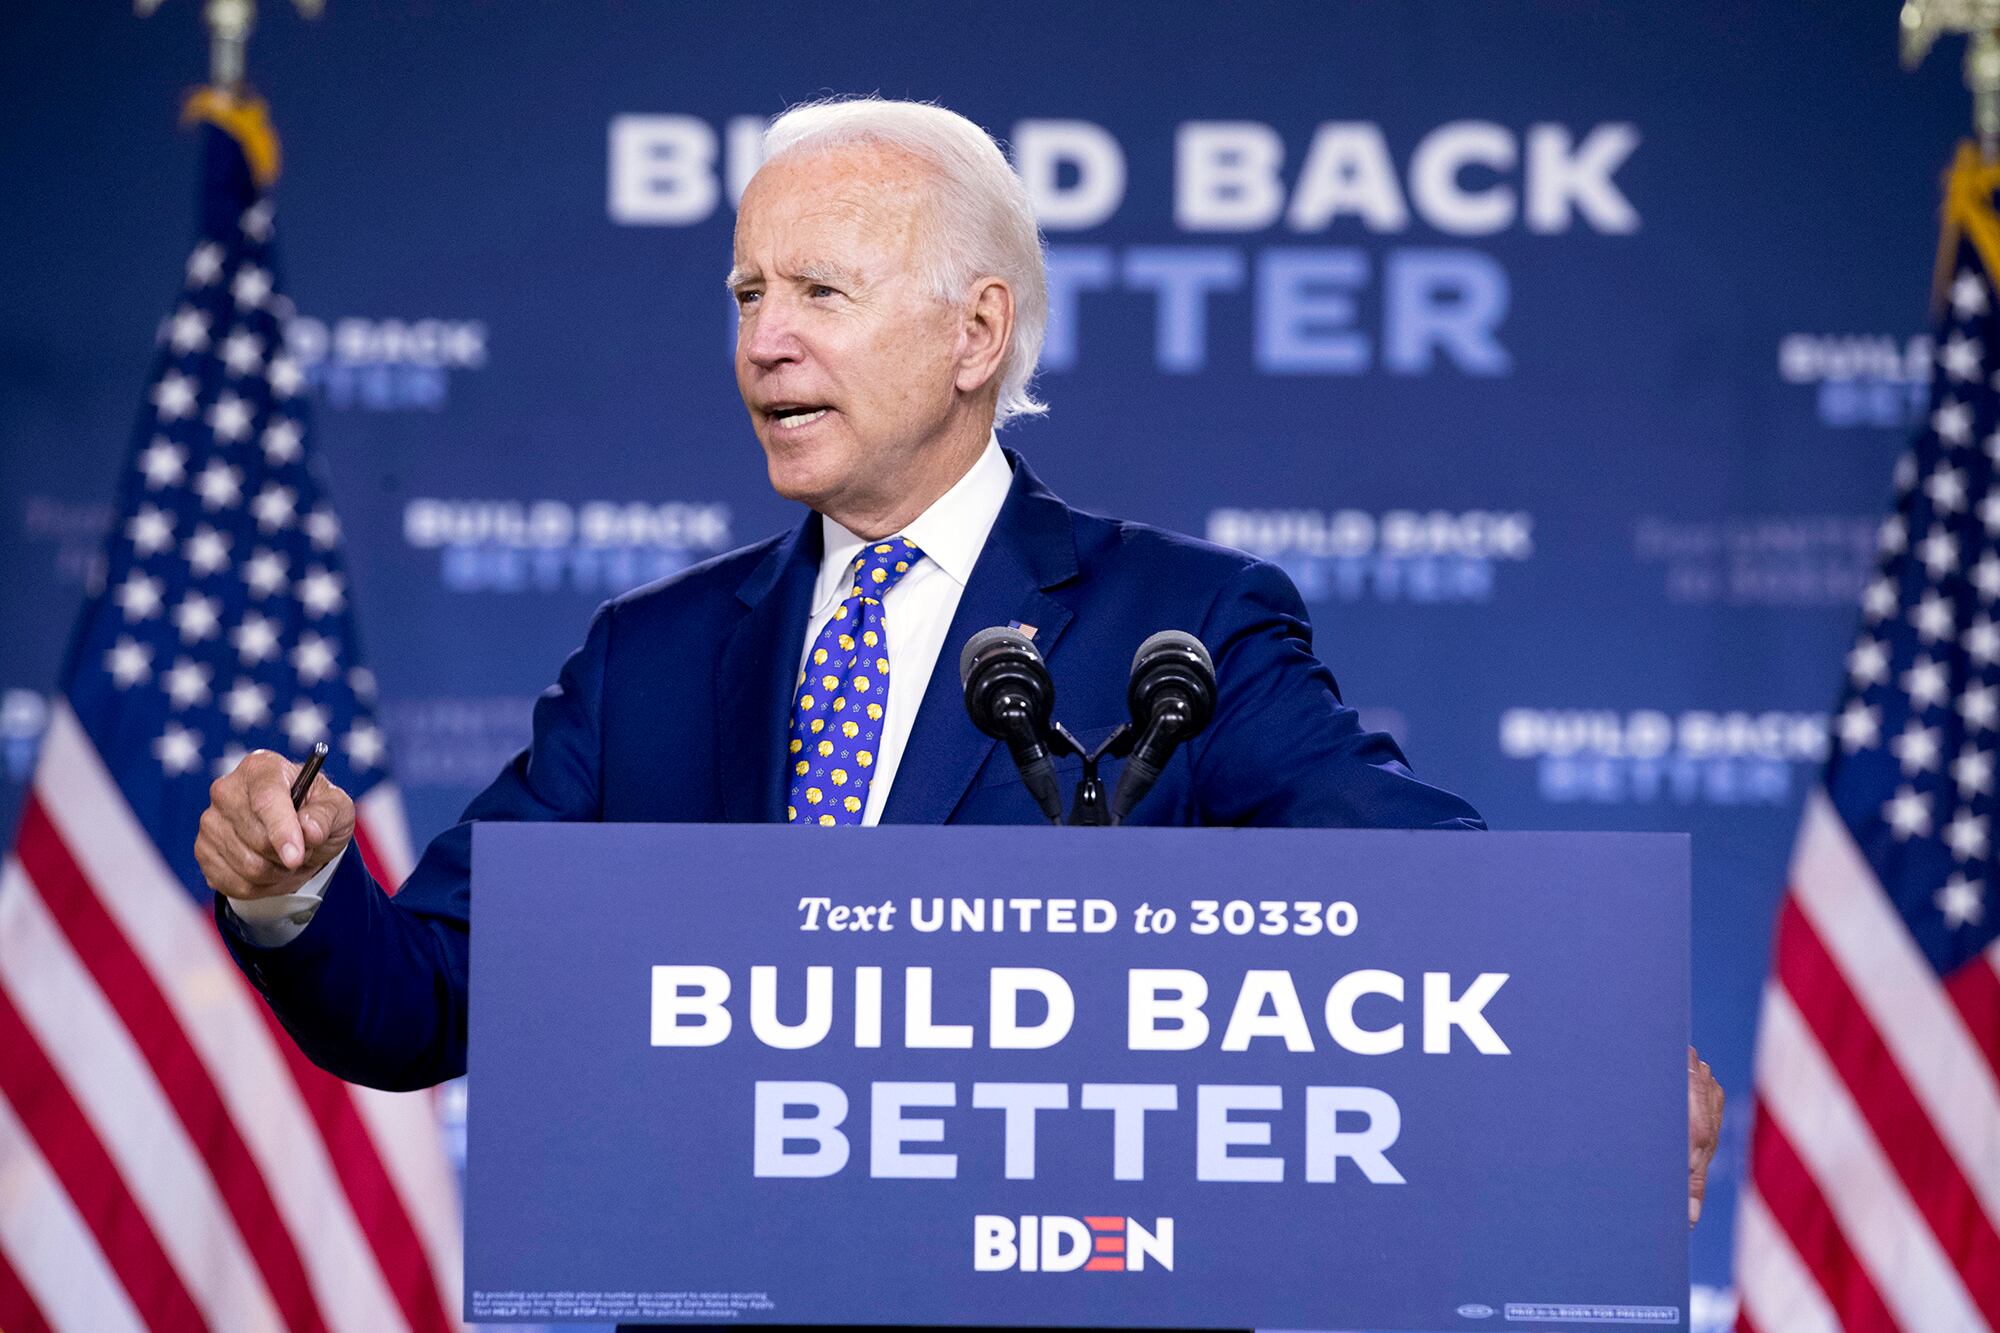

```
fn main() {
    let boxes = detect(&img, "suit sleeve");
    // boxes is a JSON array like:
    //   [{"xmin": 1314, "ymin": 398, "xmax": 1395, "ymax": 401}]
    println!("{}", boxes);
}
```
[
  {"xmin": 1187, "ymin": 559, "xmax": 1486, "ymax": 830},
  {"xmin": 214, "ymin": 601, "xmax": 616, "ymax": 1090}
]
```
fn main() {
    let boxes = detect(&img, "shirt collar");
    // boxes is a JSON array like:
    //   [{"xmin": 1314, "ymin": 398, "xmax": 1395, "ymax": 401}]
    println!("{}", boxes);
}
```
[{"xmin": 812, "ymin": 435, "xmax": 1012, "ymax": 615}]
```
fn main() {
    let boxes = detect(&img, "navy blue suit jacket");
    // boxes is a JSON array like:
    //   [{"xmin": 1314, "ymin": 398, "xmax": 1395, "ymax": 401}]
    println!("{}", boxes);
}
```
[{"xmin": 221, "ymin": 451, "xmax": 1482, "ymax": 1090}]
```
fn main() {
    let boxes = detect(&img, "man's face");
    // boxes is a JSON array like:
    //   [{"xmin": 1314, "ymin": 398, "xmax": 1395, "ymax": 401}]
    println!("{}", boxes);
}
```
[{"xmin": 731, "ymin": 144, "xmax": 967, "ymax": 526}]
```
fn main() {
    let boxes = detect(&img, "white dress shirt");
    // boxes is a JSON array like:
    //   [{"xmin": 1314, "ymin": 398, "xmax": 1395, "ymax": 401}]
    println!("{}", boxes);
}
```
[{"xmin": 229, "ymin": 437, "xmax": 1013, "ymax": 945}]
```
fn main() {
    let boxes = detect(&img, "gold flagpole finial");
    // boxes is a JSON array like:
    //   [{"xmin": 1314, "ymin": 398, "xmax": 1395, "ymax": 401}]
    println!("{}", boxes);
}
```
[
  {"xmin": 1904, "ymin": 0, "xmax": 2000, "ymax": 160},
  {"xmin": 134, "ymin": 0, "xmax": 324, "ymax": 92}
]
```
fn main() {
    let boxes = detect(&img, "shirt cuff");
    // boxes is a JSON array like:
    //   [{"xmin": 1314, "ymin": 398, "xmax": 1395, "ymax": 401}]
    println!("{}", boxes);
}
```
[{"xmin": 225, "ymin": 847, "xmax": 346, "ymax": 947}]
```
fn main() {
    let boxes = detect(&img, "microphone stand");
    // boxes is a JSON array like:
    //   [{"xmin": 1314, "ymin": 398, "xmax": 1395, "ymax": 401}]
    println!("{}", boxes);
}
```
[{"xmin": 1045, "ymin": 721, "xmax": 1135, "ymax": 826}]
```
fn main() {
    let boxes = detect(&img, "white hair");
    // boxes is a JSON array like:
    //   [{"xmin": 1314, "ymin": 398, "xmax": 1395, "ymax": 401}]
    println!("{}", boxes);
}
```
[{"xmin": 761, "ymin": 96, "xmax": 1049, "ymax": 426}]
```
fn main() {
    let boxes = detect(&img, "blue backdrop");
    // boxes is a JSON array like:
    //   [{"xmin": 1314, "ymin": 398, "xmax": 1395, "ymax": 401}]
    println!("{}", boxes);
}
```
[{"xmin": 0, "ymin": 2, "xmax": 1967, "ymax": 1315}]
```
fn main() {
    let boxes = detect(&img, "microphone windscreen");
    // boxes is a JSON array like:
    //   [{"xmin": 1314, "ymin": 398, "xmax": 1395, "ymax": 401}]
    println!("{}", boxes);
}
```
[
  {"xmin": 960, "ymin": 624, "xmax": 1039, "ymax": 686},
  {"xmin": 1131, "ymin": 629, "xmax": 1213, "ymax": 676}
]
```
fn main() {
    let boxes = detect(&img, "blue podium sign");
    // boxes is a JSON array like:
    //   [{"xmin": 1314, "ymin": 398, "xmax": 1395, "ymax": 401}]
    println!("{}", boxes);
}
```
[{"xmin": 466, "ymin": 826, "xmax": 1689, "ymax": 1330}]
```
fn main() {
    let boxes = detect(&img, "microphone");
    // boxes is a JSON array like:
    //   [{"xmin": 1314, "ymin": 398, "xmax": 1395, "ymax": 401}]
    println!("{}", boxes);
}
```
[
  {"xmin": 960, "ymin": 626, "xmax": 1064, "ymax": 823},
  {"xmin": 1109, "ymin": 630, "xmax": 1217, "ymax": 824}
]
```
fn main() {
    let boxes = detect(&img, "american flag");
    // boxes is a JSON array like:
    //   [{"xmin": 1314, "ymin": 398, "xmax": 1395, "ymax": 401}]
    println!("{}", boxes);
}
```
[
  {"xmin": 0, "ymin": 94, "xmax": 461, "ymax": 1331},
  {"xmin": 1733, "ymin": 143, "xmax": 2000, "ymax": 1333}
]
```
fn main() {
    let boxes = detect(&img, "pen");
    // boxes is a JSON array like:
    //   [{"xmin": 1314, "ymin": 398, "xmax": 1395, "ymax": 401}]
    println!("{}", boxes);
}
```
[{"xmin": 289, "ymin": 740, "xmax": 329, "ymax": 811}]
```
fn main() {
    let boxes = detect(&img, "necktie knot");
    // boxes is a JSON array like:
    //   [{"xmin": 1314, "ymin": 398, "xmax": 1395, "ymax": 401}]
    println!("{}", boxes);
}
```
[{"xmin": 849, "ymin": 536, "xmax": 924, "ymax": 603}]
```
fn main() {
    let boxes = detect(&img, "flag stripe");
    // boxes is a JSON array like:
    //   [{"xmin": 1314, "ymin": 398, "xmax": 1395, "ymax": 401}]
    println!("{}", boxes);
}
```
[
  {"xmin": 1773, "ymin": 895, "xmax": 2000, "ymax": 1324},
  {"xmin": 1748, "ymin": 1105, "xmax": 1898, "ymax": 1333},
  {"xmin": 1945, "ymin": 946, "xmax": 2000, "ymax": 1089},
  {"xmin": 35, "ymin": 706, "xmax": 411, "ymax": 1333},
  {"xmin": 1789, "ymin": 791, "xmax": 2000, "ymax": 1222},
  {"xmin": 13, "ymin": 798, "xmax": 331, "ymax": 1333},
  {"xmin": 350, "ymin": 1082, "xmax": 465, "ymax": 1322},
  {"xmin": 0, "ymin": 1091, "xmax": 145, "ymax": 1333},
  {"xmin": 1733, "ymin": 1184, "xmax": 1843, "ymax": 1333},
  {"xmin": 0, "ymin": 1231, "xmax": 56, "ymax": 1333},
  {"xmin": 0, "ymin": 981, "xmax": 208, "ymax": 1332},
  {"xmin": 1754, "ymin": 983, "xmax": 1984, "ymax": 1332},
  {"xmin": 256, "ymin": 1005, "xmax": 456, "ymax": 1333}
]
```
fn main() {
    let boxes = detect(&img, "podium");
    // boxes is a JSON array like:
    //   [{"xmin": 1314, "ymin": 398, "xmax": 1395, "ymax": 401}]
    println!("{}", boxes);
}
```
[{"xmin": 464, "ymin": 825, "xmax": 1690, "ymax": 1330}]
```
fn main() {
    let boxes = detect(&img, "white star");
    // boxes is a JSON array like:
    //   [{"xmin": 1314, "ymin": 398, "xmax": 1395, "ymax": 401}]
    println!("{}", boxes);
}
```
[
  {"xmin": 113, "ymin": 570, "xmax": 164, "ymax": 621},
  {"xmin": 184, "ymin": 525, "xmax": 232, "ymax": 576},
  {"xmin": 1938, "ymin": 874, "xmax": 1986, "ymax": 928},
  {"xmin": 291, "ymin": 631, "xmax": 338, "ymax": 684},
  {"xmin": 343, "ymin": 722, "xmax": 385, "ymax": 770},
  {"xmin": 1953, "ymin": 270, "xmax": 1989, "ymax": 317},
  {"xmin": 219, "ymin": 330, "xmax": 264, "ymax": 377},
  {"xmin": 1905, "ymin": 656, "xmax": 1952, "ymax": 710},
  {"xmin": 1920, "ymin": 529, "xmax": 1961, "ymax": 577},
  {"xmin": 1946, "ymin": 809, "xmax": 1991, "ymax": 862},
  {"xmin": 240, "ymin": 200, "xmax": 274, "ymax": 241},
  {"xmin": 126, "ymin": 505, "xmax": 175, "ymax": 556},
  {"xmin": 1837, "ymin": 699, "xmax": 1881, "ymax": 752},
  {"xmin": 261, "ymin": 419, "xmax": 303, "ymax": 465},
  {"xmin": 1885, "ymin": 785, "xmax": 1933, "ymax": 839},
  {"xmin": 304, "ymin": 509, "xmax": 340, "ymax": 550},
  {"xmin": 104, "ymin": 636, "xmax": 153, "ymax": 687},
  {"xmin": 1849, "ymin": 637, "xmax": 1891, "ymax": 688},
  {"xmin": 172, "ymin": 592, "xmax": 221, "ymax": 643},
  {"xmin": 1956, "ymin": 746, "xmax": 1995, "ymax": 797},
  {"xmin": 1975, "ymin": 554, "xmax": 2000, "ymax": 602},
  {"xmin": 1970, "ymin": 617, "xmax": 2000, "ymax": 667},
  {"xmin": 138, "ymin": 438, "xmax": 187, "ymax": 489},
  {"xmin": 242, "ymin": 548, "xmax": 289, "ymax": 598},
  {"xmin": 163, "ymin": 657, "xmax": 213, "ymax": 709},
  {"xmin": 1941, "ymin": 332, "xmax": 1983, "ymax": 382},
  {"xmin": 232, "ymin": 613, "xmax": 279, "ymax": 665},
  {"xmin": 1892, "ymin": 721, "xmax": 1943, "ymax": 774},
  {"xmin": 266, "ymin": 355, "xmax": 304, "ymax": 398},
  {"xmin": 222, "ymin": 678, "xmax": 272, "ymax": 730},
  {"xmin": 150, "ymin": 371, "xmax": 197, "ymax": 420},
  {"xmin": 1881, "ymin": 514, "xmax": 1908, "ymax": 556},
  {"xmin": 153, "ymin": 723, "xmax": 203, "ymax": 776},
  {"xmin": 348, "ymin": 666, "xmax": 377, "ymax": 701},
  {"xmin": 297, "ymin": 567, "xmax": 345, "ymax": 617},
  {"xmin": 193, "ymin": 460, "xmax": 243, "ymax": 510},
  {"xmin": 250, "ymin": 483, "xmax": 296, "ymax": 532},
  {"xmin": 208, "ymin": 392, "xmax": 253, "ymax": 443},
  {"xmin": 1933, "ymin": 399, "xmax": 1973, "ymax": 446},
  {"xmin": 1863, "ymin": 576, "xmax": 1899, "ymax": 621},
  {"xmin": 1965, "ymin": 683, "xmax": 2000, "ymax": 731},
  {"xmin": 1928, "ymin": 466, "xmax": 1969, "ymax": 513},
  {"xmin": 1983, "ymin": 493, "xmax": 2000, "ymax": 537},
  {"xmin": 185, "ymin": 242, "xmax": 224, "ymax": 287},
  {"xmin": 213, "ymin": 743, "xmax": 248, "ymax": 779},
  {"xmin": 1896, "ymin": 453, "xmax": 1919, "ymax": 494},
  {"xmin": 231, "ymin": 266, "xmax": 272, "ymax": 309},
  {"xmin": 1913, "ymin": 591, "xmax": 1956, "ymax": 643},
  {"xmin": 282, "ymin": 701, "xmax": 329, "ymax": 747},
  {"xmin": 166, "ymin": 306, "xmax": 211, "ymax": 354}
]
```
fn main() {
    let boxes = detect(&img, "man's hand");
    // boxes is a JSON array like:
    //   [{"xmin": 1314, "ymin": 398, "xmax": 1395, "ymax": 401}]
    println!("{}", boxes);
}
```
[
  {"xmin": 1689, "ymin": 1044, "xmax": 1725, "ymax": 1225},
  {"xmin": 195, "ymin": 749, "xmax": 354, "ymax": 902}
]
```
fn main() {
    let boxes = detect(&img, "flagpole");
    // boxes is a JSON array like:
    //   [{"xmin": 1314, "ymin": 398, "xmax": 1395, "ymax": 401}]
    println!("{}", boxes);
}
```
[{"xmin": 133, "ymin": 0, "xmax": 326, "ymax": 92}]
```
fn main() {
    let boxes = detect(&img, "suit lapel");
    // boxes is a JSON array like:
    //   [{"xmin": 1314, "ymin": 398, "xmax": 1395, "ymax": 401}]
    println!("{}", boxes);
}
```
[
  {"xmin": 881, "ymin": 452, "xmax": 1078, "ymax": 825},
  {"xmin": 716, "ymin": 516, "xmax": 822, "ymax": 823}
]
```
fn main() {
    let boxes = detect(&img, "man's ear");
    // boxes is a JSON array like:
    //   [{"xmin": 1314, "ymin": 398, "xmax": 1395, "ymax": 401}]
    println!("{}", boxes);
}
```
[{"xmin": 955, "ymin": 277, "xmax": 1014, "ymax": 396}]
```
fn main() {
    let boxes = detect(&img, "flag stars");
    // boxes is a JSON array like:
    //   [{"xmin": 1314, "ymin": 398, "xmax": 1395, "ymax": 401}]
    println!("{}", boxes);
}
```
[
  {"xmin": 184, "ymin": 525, "xmax": 232, "ymax": 576},
  {"xmin": 267, "ymin": 355, "xmax": 304, "ymax": 398},
  {"xmin": 1880, "ymin": 514, "xmax": 1908, "ymax": 556},
  {"xmin": 1941, "ymin": 332, "xmax": 1984, "ymax": 381},
  {"xmin": 1836, "ymin": 699, "xmax": 1881, "ymax": 752},
  {"xmin": 185, "ymin": 242, "xmax": 224, "ymax": 286},
  {"xmin": 232, "ymin": 613, "xmax": 279, "ymax": 665},
  {"xmin": 231, "ymin": 265, "xmax": 272, "ymax": 309},
  {"xmin": 1912, "ymin": 591, "xmax": 1955, "ymax": 643},
  {"xmin": 128, "ymin": 505, "xmax": 176, "ymax": 556},
  {"xmin": 1885, "ymin": 785, "xmax": 1933, "ymax": 839},
  {"xmin": 105, "ymin": 636, "xmax": 153, "ymax": 687},
  {"xmin": 154, "ymin": 723, "xmax": 204, "ymax": 777},
  {"xmin": 1919, "ymin": 528, "xmax": 1961, "ymax": 577},
  {"xmin": 1937, "ymin": 874, "xmax": 1986, "ymax": 929},
  {"xmin": 1946, "ymin": 809, "xmax": 1991, "ymax": 862},
  {"xmin": 1975, "ymin": 554, "xmax": 2000, "ymax": 602},
  {"xmin": 343, "ymin": 722, "xmax": 384, "ymax": 770},
  {"xmin": 1863, "ymin": 576, "xmax": 1899, "ymax": 621},
  {"xmin": 1933, "ymin": 399, "xmax": 1973, "ymax": 446},
  {"xmin": 261, "ymin": 419, "xmax": 303, "ymax": 465},
  {"xmin": 113, "ymin": 571, "xmax": 164, "ymax": 621},
  {"xmin": 194, "ymin": 460, "xmax": 243, "ymax": 510},
  {"xmin": 304, "ymin": 508, "xmax": 340, "ymax": 550},
  {"xmin": 163, "ymin": 657, "xmax": 213, "ymax": 710},
  {"xmin": 1891, "ymin": 720, "xmax": 1942, "ymax": 774},
  {"xmin": 1953, "ymin": 270, "xmax": 1989, "ymax": 318},
  {"xmin": 1964, "ymin": 683, "xmax": 2000, "ymax": 732},
  {"xmin": 291, "ymin": 631, "xmax": 338, "ymax": 684},
  {"xmin": 139, "ymin": 438, "xmax": 187, "ymax": 489},
  {"xmin": 250, "ymin": 483, "xmax": 296, "ymax": 532},
  {"xmin": 208, "ymin": 392, "xmax": 253, "ymax": 443},
  {"xmin": 1848, "ymin": 637, "xmax": 1890, "ymax": 688},
  {"xmin": 166, "ymin": 306, "xmax": 211, "ymax": 354},
  {"xmin": 221, "ymin": 678, "xmax": 272, "ymax": 730},
  {"xmin": 240, "ymin": 200, "xmax": 274, "ymax": 241},
  {"xmin": 214, "ymin": 743, "xmax": 248, "ymax": 779},
  {"xmin": 151, "ymin": 371, "xmax": 197, "ymax": 420},
  {"xmin": 1927, "ymin": 465, "xmax": 1969, "ymax": 513},
  {"xmin": 173, "ymin": 592, "xmax": 221, "ymax": 643},
  {"xmin": 297, "ymin": 567, "xmax": 345, "ymax": 617},
  {"xmin": 1957, "ymin": 746, "xmax": 1995, "ymax": 797},
  {"xmin": 1970, "ymin": 616, "xmax": 2000, "ymax": 667},
  {"xmin": 242, "ymin": 548, "xmax": 288, "ymax": 598},
  {"xmin": 282, "ymin": 701, "xmax": 329, "ymax": 747},
  {"xmin": 348, "ymin": 666, "xmax": 377, "ymax": 702},
  {"xmin": 219, "ymin": 329, "xmax": 264, "ymax": 377},
  {"xmin": 1904, "ymin": 655, "xmax": 1952, "ymax": 710}
]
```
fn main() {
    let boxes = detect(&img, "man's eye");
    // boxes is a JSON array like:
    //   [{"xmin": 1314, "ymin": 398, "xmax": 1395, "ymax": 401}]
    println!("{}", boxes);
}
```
[
  {"xmin": 734, "ymin": 290, "xmax": 760, "ymax": 308},
  {"xmin": 808, "ymin": 284, "xmax": 838, "ymax": 299}
]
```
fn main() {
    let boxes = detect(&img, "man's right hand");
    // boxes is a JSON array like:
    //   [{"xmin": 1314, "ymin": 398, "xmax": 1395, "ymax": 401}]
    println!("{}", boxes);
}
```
[{"xmin": 196, "ymin": 749, "xmax": 355, "ymax": 902}]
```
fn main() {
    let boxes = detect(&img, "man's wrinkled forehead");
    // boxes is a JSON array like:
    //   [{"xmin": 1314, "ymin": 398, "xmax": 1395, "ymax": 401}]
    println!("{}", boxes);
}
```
[{"xmin": 730, "ymin": 142, "xmax": 939, "ymax": 276}]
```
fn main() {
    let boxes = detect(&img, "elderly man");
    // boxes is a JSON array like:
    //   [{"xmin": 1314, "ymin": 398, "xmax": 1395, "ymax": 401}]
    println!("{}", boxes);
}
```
[{"xmin": 198, "ymin": 97, "xmax": 1722, "ymax": 1230}]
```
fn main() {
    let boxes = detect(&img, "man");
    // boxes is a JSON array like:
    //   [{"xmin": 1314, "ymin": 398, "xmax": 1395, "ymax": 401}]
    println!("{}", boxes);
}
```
[{"xmin": 197, "ymin": 97, "xmax": 1722, "ymax": 1222}]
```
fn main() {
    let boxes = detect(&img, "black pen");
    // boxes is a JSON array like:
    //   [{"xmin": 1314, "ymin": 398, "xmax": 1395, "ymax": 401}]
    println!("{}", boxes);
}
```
[{"xmin": 289, "ymin": 741, "xmax": 329, "ymax": 810}]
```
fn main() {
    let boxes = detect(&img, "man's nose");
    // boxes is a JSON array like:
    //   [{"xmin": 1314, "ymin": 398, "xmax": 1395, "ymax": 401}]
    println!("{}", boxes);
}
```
[{"xmin": 740, "ymin": 301, "xmax": 803, "ymax": 369}]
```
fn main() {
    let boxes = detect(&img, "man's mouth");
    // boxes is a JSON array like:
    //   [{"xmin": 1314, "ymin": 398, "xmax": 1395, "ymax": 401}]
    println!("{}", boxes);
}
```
[{"xmin": 767, "ymin": 405, "xmax": 830, "ymax": 430}]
